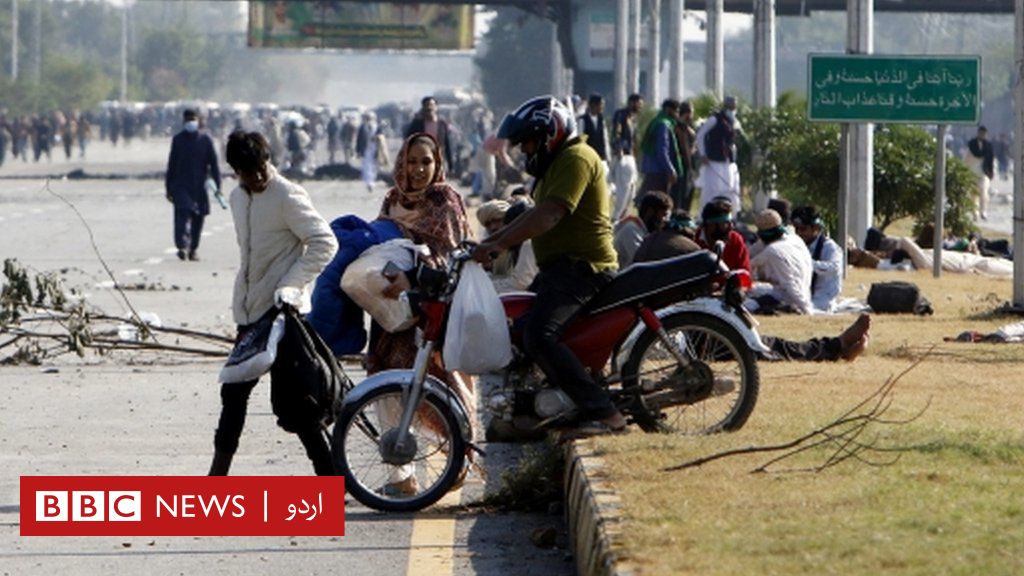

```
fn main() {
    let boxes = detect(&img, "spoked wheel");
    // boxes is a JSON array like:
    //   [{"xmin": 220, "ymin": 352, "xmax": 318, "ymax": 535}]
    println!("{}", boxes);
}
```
[
  {"xmin": 332, "ymin": 383, "xmax": 466, "ymax": 512},
  {"xmin": 621, "ymin": 312, "xmax": 759, "ymax": 434}
]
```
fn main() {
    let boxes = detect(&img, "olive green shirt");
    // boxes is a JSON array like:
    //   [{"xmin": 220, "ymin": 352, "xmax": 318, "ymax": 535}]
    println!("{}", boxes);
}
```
[{"xmin": 532, "ymin": 137, "xmax": 618, "ymax": 272}]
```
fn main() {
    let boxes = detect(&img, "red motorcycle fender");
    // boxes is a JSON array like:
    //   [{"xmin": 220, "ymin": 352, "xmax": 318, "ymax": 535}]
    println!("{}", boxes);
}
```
[
  {"xmin": 340, "ymin": 369, "xmax": 474, "ymax": 442},
  {"xmin": 611, "ymin": 297, "xmax": 771, "ymax": 373}
]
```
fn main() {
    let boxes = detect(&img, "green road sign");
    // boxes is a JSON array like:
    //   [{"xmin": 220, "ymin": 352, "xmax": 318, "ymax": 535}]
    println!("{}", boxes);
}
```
[{"xmin": 808, "ymin": 54, "xmax": 980, "ymax": 124}]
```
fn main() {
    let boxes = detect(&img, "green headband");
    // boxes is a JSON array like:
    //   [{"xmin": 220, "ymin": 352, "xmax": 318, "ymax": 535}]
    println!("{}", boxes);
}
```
[
  {"xmin": 703, "ymin": 214, "xmax": 732, "ymax": 224},
  {"xmin": 757, "ymin": 226, "xmax": 787, "ymax": 241},
  {"xmin": 667, "ymin": 216, "xmax": 696, "ymax": 232}
]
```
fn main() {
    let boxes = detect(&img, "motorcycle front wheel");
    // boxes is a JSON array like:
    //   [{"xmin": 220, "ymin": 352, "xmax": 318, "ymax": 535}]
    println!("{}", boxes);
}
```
[
  {"xmin": 332, "ymin": 383, "xmax": 466, "ymax": 512},
  {"xmin": 621, "ymin": 312, "xmax": 759, "ymax": 434}
]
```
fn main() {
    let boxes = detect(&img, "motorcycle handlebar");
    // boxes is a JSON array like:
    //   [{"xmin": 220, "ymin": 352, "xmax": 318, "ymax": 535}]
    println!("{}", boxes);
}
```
[{"xmin": 448, "ymin": 241, "xmax": 479, "ymax": 266}]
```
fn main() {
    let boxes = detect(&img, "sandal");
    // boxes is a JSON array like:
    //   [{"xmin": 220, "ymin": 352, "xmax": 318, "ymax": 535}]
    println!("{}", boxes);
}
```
[{"xmin": 378, "ymin": 475, "xmax": 419, "ymax": 497}]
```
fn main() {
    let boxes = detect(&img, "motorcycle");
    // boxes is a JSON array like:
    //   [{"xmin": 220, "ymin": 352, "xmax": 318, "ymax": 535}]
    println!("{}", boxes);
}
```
[{"xmin": 332, "ymin": 242, "xmax": 768, "ymax": 512}]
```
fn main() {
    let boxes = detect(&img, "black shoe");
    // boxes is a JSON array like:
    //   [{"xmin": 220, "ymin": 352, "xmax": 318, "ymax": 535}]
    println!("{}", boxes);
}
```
[
  {"xmin": 176, "ymin": 249, "xmax": 187, "ymax": 261},
  {"xmin": 559, "ymin": 420, "xmax": 628, "ymax": 441},
  {"xmin": 188, "ymin": 251, "xmax": 199, "ymax": 261}
]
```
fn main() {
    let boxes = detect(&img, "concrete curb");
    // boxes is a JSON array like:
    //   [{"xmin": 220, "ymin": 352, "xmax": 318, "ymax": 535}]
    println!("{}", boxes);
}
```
[{"xmin": 564, "ymin": 439, "xmax": 636, "ymax": 576}]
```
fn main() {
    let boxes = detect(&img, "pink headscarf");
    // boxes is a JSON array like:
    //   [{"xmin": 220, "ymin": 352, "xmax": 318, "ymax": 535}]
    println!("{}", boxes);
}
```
[
  {"xmin": 391, "ymin": 132, "xmax": 445, "ymax": 202},
  {"xmin": 380, "ymin": 132, "xmax": 471, "ymax": 267}
]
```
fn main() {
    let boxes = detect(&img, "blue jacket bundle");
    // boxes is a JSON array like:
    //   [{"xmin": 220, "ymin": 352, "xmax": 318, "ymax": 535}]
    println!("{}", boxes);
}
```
[{"xmin": 307, "ymin": 215, "xmax": 402, "ymax": 355}]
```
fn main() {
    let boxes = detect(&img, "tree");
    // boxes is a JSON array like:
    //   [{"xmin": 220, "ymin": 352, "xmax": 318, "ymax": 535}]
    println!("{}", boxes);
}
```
[
  {"xmin": 738, "ymin": 96, "xmax": 976, "ymax": 237},
  {"xmin": 43, "ymin": 55, "xmax": 113, "ymax": 113},
  {"xmin": 474, "ymin": 9, "xmax": 555, "ymax": 114},
  {"xmin": 874, "ymin": 125, "xmax": 976, "ymax": 236}
]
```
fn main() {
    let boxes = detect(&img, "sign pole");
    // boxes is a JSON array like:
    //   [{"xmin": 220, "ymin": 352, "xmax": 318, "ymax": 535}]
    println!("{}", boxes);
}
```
[
  {"xmin": 1013, "ymin": 0, "xmax": 1024, "ymax": 308},
  {"xmin": 839, "ymin": 124, "xmax": 850, "ymax": 279},
  {"xmin": 933, "ymin": 124, "xmax": 948, "ymax": 278}
]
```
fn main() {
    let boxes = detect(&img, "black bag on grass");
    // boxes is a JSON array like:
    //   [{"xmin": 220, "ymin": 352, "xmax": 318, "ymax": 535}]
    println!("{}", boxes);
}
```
[
  {"xmin": 270, "ymin": 306, "xmax": 350, "ymax": 433},
  {"xmin": 867, "ymin": 281, "xmax": 933, "ymax": 315}
]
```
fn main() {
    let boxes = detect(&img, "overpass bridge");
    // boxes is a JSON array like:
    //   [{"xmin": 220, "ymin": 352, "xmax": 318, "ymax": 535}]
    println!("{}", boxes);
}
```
[
  {"xmin": 369, "ymin": 0, "xmax": 1016, "ymax": 83},
  {"xmin": 376, "ymin": 0, "xmax": 1015, "ymax": 18}
]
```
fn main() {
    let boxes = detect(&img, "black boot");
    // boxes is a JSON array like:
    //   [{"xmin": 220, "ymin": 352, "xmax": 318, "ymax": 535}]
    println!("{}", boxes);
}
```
[
  {"xmin": 298, "ymin": 428, "xmax": 336, "ymax": 476},
  {"xmin": 208, "ymin": 450, "xmax": 234, "ymax": 476}
]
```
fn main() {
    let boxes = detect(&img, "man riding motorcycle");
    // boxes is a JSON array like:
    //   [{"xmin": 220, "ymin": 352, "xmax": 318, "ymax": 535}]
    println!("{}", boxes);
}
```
[{"xmin": 472, "ymin": 95, "xmax": 627, "ymax": 437}]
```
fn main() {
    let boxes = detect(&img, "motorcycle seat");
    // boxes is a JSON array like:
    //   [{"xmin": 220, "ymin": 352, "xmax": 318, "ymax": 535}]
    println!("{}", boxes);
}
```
[{"xmin": 583, "ymin": 250, "xmax": 721, "ymax": 314}]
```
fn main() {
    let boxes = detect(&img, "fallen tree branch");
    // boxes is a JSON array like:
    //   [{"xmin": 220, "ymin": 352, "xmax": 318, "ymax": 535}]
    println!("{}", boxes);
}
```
[
  {"xmin": 42, "ymin": 180, "xmax": 155, "ymax": 341},
  {"xmin": 664, "ymin": 351, "xmax": 933, "ymax": 474},
  {"xmin": 2, "ymin": 260, "xmax": 232, "ymax": 364},
  {"xmin": 88, "ymin": 339, "xmax": 227, "ymax": 357},
  {"xmin": 27, "ymin": 311, "xmax": 234, "ymax": 345}
]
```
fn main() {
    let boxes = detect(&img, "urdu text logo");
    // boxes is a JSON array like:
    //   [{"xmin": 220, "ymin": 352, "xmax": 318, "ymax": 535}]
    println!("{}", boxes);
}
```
[{"xmin": 20, "ymin": 476, "xmax": 345, "ymax": 537}]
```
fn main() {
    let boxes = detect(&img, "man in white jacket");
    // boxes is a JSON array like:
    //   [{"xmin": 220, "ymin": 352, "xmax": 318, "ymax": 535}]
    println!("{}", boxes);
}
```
[
  {"xmin": 209, "ymin": 130, "xmax": 338, "ymax": 476},
  {"xmin": 791, "ymin": 205, "xmax": 843, "ymax": 313}
]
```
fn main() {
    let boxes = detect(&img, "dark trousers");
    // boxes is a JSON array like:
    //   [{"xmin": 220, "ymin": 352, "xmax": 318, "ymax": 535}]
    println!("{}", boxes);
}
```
[
  {"xmin": 524, "ymin": 259, "xmax": 617, "ymax": 421},
  {"xmin": 761, "ymin": 335, "xmax": 842, "ymax": 362},
  {"xmin": 669, "ymin": 173, "xmax": 694, "ymax": 213},
  {"xmin": 639, "ymin": 172, "xmax": 672, "ymax": 197},
  {"xmin": 174, "ymin": 207, "xmax": 205, "ymax": 253},
  {"xmin": 214, "ymin": 379, "xmax": 335, "ymax": 476}
]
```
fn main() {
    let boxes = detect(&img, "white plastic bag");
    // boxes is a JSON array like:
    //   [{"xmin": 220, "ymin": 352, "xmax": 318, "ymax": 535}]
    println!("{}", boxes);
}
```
[
  {"xmin": 341, "ymin": 239, "xmax": 426, "ymax": 333},
  {"xmin": 443, "ymin": 261, "xmax": 513, "ymax": 373}
]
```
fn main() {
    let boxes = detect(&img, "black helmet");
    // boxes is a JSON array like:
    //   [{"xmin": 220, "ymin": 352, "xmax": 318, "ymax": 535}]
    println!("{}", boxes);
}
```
[{"xmin": 497, "ymin": 95, "xmax": 577, "ymax": 178}]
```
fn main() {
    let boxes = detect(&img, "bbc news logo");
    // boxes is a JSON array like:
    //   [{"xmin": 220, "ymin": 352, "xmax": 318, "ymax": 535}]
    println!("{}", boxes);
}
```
[
  {"xmin": 21, "ymin": 476, "xmax": 344, "ymax": 536},
  {"xmin": 36, "ymin": 491, "xmax": 142, "ymax": 522}
]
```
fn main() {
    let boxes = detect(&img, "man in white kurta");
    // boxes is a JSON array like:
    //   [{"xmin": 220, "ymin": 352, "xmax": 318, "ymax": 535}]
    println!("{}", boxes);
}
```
[
  {"xmin": 695, "ymin": 96, "xmax": 741, "ymax": 214},
  {"xmin": 746, "ymin": 209, "xmax": 814, "ymax": 315}
]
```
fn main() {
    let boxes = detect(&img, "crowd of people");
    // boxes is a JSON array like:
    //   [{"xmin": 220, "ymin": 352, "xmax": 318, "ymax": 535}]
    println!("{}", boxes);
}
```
[
  {"xmin": 0, "ymin": 103, "xmax": 240, "ymax": 168},
  {"xmin": 149, "ymin": 90, "xmax": 917, "ymax": 477},
  {"xmin": 0, "ymin": 96, "xmax": 500, "ymax": 184},
  {"xmin": 0, "ymin": 110, "xmax": 95, "ymax": 165}
]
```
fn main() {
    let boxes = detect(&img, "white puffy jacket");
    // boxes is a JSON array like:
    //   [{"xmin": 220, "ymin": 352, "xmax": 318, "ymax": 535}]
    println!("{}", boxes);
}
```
[{"xmin": 229, "ymin": 165, "xmax": 337, "ymax": 325}]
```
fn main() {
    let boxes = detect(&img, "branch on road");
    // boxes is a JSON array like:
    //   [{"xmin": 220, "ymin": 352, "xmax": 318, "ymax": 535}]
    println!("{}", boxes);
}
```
[
  {"xmin": 1, "ymin": 258, "xmax": 232, "ymax": 365},
  {"xmin": 42, "ymin": 179, "xmax": 157, "ymax": 342},
  {"xmin": 663, "ymin": 353, "xmax": 932, "ymax": 474}
]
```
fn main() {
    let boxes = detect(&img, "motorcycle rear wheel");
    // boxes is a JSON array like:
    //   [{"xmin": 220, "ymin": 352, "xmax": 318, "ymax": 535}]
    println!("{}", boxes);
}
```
[
  {"xmin": 622, "ymin": 312, "xmax": 759, "ymax": 434},
  {"xmin": 332, "ymin": 383, "xmax": 466, "ymax": 512}
]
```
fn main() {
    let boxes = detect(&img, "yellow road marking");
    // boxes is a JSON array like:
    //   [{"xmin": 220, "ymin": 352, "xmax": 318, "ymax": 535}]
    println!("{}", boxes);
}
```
[{"xmin": 405, "ymin": 487, "xmax": 463, "ymax": 575}]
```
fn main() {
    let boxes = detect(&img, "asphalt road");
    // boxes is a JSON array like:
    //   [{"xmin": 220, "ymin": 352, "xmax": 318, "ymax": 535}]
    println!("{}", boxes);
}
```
[{"xmin": 0, "ymin": 138, "xmax": 573, "ymax": 576}]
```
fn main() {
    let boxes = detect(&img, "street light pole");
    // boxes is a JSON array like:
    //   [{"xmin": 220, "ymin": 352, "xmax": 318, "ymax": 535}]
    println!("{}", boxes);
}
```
[
  {"xmin": 846, "ymin": 0, "xmax": 874, "ymax": 248},
  {"xmin": 11, "ymin": 0, "xmax": 18, "ymax": 81},
  {"xmin": 668, "ymin": 0, "xmax": 684, "ymax": 99},
  {"xmin": 629, "ymin": 0, "xmax": 640, "ymax": 95},
  {"xmin": 647, "ymin": 0, "xmax": 661, "ymax": 105},
  {"xmin": 32, "ymin": 0, "xmax": 40, "ymax": 84},
  {"xmin": 705, "ymin": 0, "xmax": 723, "ymax": 99},
  {"xmin": 615, "ymin": 0, "xmax": 629, "ymax": 109},
  {"xmin": 121, "ymin": 4, "xmax": 128, "ymax": 102}
]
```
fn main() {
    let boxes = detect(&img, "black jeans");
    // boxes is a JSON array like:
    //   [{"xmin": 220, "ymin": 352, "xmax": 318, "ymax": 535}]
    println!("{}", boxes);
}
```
[
  {"xmin": 173, "ymin": 206, "xmax": 205, "ymax": 253},
  {"xmin": 214, "ymin": 326, "xmax": 335, "ymax": 476},
  {"xmin": 524, "ymin": 258, "xmax": 617, "ymax": 421},
  {"xmin": 761, "ymin": 335, "xmax": 842, "ymax": 362}
]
